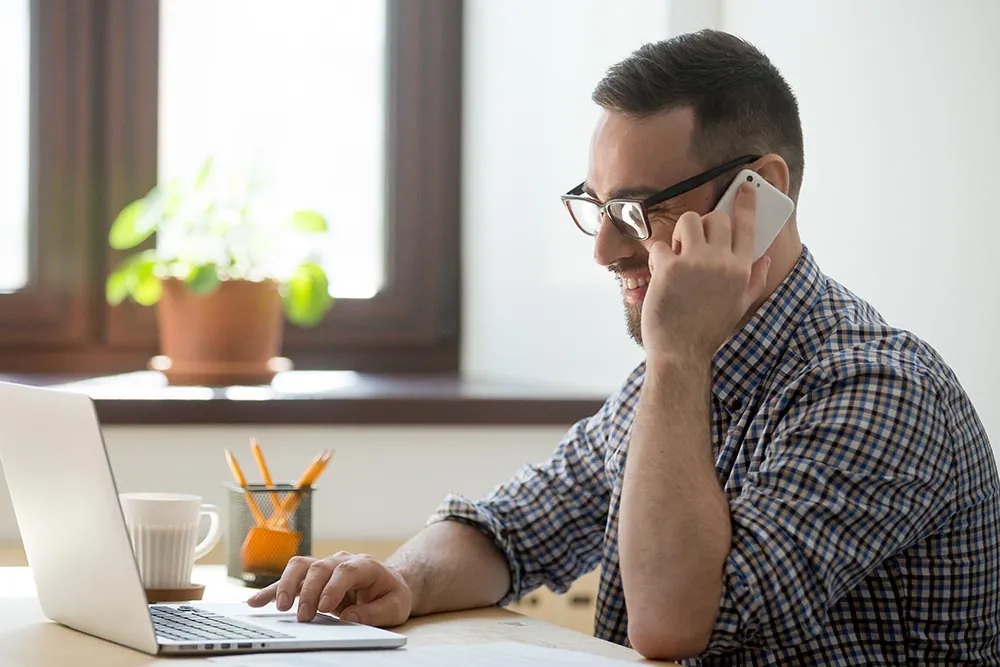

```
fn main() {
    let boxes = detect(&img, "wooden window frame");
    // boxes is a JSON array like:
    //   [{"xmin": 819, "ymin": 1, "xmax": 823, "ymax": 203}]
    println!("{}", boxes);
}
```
[{"xmin": 0, "ymin": 0, "xmax": 462, "ymax": 376}]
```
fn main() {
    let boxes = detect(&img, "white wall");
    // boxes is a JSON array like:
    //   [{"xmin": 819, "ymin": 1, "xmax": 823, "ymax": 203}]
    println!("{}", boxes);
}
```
[
  {"xmin": 461, "ymin": 0, "xmax": 1000, "ymax": 444},
  {"xmin": 0, "ymin": 425, "xmax": 568, "ymax": 543},
  {"xmin": 459, "ymin": 0, "xmax": 669, "ymax": 394},
  {"xmin": 719, "ymin": 0, "xmax": 1000, "ymax": 443}
]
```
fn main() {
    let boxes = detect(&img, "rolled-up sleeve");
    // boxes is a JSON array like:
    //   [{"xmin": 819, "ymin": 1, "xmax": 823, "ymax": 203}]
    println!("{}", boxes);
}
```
[
  {"xmin": 703, "ymin": 360, "xmax": 955, "ymax": 655},
  {"xmin": 427, "ymin": 387, "xmax": 625, "ymax": 605}
]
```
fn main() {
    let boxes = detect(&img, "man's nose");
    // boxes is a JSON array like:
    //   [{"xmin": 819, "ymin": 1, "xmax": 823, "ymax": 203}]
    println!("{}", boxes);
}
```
[{"xmin": 593, "ymin": 215, "xmax": 638, "ymax": 268}]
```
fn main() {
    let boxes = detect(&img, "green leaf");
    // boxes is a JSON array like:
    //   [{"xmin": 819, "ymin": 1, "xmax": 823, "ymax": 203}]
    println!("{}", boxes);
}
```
[
  {"xmin": 105, "ymin": 269, "xmax": 130, "ymax": 306},
  {"xmin": 287, "ymin": 210, "xmax": 328, "ymax": 233},
  {"xmin": 105, "ymin": 250, "xmax": 162, "ymax": 306},
  {"xmin": 186, "ymin": 264, "xmax": 221, "ymax": 294},
  {"xmin": 160, "ymin": 179, "xmax": 183, "ymax": 219},
  {"xmin": 283, "ymin": 262, "xmax": 334, "ymax": 327},
  {"xmin": 108, "ymin": 199, "xmax": 155, "ymax": 250},
  {"xmin": 194, "ymin": 157, "xmax": 214, "ymax": 189},
  {"xmin": 132, "ymin": 259, "xmax": 163, "ymax": 306}
]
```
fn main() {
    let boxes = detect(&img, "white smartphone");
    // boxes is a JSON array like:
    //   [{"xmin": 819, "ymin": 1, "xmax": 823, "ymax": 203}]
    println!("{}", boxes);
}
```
[{"xmin": 713, "ymin": 169, "xmax": 795, "ymax": 260}]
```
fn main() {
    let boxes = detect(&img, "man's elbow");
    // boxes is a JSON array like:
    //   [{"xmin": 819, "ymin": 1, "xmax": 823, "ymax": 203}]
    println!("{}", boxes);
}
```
[{"xmin": 627, "ymin": 615, "xmax": 713, "ymax": 661}]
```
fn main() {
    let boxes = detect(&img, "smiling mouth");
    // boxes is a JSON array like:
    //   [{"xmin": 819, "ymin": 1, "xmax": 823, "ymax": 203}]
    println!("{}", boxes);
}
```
[
  {"xmin": 618, "ymin": 275, "xmax": 649, "ymax": 306},
  {"xmin": 620, "ymin": 275, "xmax": 650, "ymax": 289}
]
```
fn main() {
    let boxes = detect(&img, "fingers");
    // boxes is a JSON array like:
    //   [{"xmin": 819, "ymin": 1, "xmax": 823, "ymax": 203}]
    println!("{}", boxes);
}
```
[
  {"xmin": 297, "ymin": 553, "xmax": 354, "ymax": 621},
  {"xmin": 243, "ymin": 551, "xmax": 404, "ymax": 626},
  {"xmin": 701, "ymin": 210, "xmax": 732, "ymax": 249},
  {"xmin": 671, "ymin": 211, "xmax": 705, "ymax": 254},
  {"xmin": 646, "ymin": 240, "xmax": 674, "ymax": 275},
  {"xmin": 246, "ymin": 582, "xmax": 278, "ymax": 607},
  {"xmin": 744, "ymin": 256, "xmax": 772, "ymax": 305},
  {"xmin": 674, "ymin": 209, "xmax": 735, "ymax": 255},
  {"xmin": 731, "ymin": 181, "xmax": 757, "ymax": 259},
  {"xmin": 248, "ymin": 556, "xmax": 315, "ymax": 611},
  {"xmin": 315, "ymin": 557, "xmax": 385, "ymax": 618},
  {"xmin": 340, "ymin": 592, "xmax": 410, "ymax": 628}
]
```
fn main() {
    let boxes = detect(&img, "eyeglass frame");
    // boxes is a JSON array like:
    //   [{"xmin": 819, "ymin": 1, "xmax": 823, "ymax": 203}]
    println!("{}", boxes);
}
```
[{"xmin": 560, "ymin": 154, "xmax": 761, "ymax": 241}]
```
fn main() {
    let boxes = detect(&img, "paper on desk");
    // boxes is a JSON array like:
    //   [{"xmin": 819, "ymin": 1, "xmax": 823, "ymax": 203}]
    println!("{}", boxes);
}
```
[{"xmin": 208, "ymin": 642, "xmax": 636, "ymax": 666}]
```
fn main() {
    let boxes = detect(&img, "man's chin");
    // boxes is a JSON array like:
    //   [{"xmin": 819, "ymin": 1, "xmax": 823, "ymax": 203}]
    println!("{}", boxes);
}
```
[{"xmin": 624, "ymin": 304, "xmax": 643, "ymax": 346}]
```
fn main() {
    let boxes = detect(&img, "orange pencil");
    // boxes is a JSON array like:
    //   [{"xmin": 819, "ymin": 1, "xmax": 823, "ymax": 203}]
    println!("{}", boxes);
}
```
[
  {"xmin": 301, "ymin": 450, "xmax": 333, "ymax": 486},
  {"xmin": 250, "ymin": 438, "xmax": 281, "ymax": 514},
  {"xmin": 293, "ymin": 450, "xmax": 329, "ymax": 487},
  {"xmin": 225, "ymin": 449, "xmax": 268, "ymax": 527},
  {"xmin": 273, "ymin": 450, "xmax": 333, "ymax": 528}
]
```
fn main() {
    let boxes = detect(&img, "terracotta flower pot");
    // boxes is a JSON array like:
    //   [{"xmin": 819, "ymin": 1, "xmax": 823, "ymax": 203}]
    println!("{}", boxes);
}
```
[{"xmin": 154, "ymin": 279, "xmax": 287, "ymax": 386}]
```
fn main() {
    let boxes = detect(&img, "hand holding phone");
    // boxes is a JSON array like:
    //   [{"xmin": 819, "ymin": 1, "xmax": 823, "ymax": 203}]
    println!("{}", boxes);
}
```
[
  {"xmin": 712, "ymin": 169, "xmax": 794, "ymax": 260},
  {"xmin": 641, "ymin": 170, "xmax": 789, "ymax": 363}
]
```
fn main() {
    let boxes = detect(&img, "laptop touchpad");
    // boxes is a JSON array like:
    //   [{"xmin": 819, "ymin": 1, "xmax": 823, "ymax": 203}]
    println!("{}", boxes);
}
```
[{"xmin": 254, "ymin": 613, "xmax": 347, "ymax": 626}]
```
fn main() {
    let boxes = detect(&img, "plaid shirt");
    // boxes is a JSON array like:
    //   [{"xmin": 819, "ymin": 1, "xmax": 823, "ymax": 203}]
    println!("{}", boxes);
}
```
[{"xmin": 431, "ymin": 247, "xmax": 1000, "ymax": 665}]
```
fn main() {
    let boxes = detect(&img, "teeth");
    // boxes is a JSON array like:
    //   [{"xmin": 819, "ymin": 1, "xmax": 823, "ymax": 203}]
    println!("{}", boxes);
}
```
[{"xmin": 622, "ymin": 276, "xmax": 650, "ymax": 290}]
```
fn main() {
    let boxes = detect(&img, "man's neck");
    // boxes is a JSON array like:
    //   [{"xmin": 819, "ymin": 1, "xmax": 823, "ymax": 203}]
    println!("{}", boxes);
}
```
[{"xmin": 733, "ymin": 234, "xmax": 804, "ymax": 336}]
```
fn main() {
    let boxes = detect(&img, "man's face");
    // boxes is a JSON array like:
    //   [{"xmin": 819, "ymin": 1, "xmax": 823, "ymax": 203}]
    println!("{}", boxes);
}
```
[{"xmin": 584, "ymin": 108, "xmax": 719, "ymax": 345}]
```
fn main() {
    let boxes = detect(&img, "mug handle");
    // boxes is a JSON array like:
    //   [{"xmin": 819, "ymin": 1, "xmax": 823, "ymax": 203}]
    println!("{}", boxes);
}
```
[{"xmin": 193, "ymin": 503, "xmax": 223, "ymax": 561}]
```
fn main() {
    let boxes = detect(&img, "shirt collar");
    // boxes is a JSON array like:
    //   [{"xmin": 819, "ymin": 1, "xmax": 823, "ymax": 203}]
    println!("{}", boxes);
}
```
[{"xmin": 711, "ymin": 245, "xmax": 825, "ymax": 412}]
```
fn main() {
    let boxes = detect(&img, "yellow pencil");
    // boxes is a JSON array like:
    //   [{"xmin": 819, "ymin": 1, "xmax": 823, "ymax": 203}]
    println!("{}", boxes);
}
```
[
  {"xmin": 273, "ymin": 450, "xmax": 333, "ymax": 528},
  {"xmin": 225, "ymin": 449, "xmax": 268, "ymax": 527},
  {"xmin": 250, "ymin": 438, "xmax": 281, "ymax": 515}
]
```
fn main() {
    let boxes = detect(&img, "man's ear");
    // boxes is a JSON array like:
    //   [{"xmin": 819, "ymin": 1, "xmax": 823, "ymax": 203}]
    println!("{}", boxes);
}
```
[{"xmin": 753, "ymin": 154, "xmax": 791, "ymax": 196}]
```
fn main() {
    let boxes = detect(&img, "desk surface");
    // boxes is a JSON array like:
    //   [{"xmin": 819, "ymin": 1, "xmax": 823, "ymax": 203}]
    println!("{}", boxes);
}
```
[{"xmin": 0, "ymin": 565, "xmax": 656, "ymax": 666}]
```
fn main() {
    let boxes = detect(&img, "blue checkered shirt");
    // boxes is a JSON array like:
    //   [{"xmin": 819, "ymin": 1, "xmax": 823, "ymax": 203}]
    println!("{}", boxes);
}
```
[{"xmin": 431, "ymin": 247, "xmax": 1000, "ymax": 665}]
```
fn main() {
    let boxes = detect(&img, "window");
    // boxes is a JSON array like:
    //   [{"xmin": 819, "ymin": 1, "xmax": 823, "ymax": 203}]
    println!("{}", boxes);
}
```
[
  {"xmin": 0, "ymin": 1, "xmax": 29, "ymax": 293},
  {"xmin": 159, "ymin": 0, "xmax": 387, "ymax": 299},
  {"xmin": 0, "ymin": 0, "xmax": 461, "ymax": 375},
  {"xmin": 0, "ymin": 0, "xmax": 96, "ymax": 353}
]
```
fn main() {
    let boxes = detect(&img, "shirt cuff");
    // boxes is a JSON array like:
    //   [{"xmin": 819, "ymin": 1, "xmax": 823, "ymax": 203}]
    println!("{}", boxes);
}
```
[
  {"xmin": 427, "ymin": 493, "xmax": 524, "ymax": 606},
  {"xmin": 703, "ymin": 549, "xmax": 763, "ymax": 655}
]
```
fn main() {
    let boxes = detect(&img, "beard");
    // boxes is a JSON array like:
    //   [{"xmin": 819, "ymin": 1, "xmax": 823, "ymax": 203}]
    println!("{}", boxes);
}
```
[
  {"xmin": 624, "ymin": 300, "xmax": 643, "ymax": 346},
  {"xmin": 609, "ymin": 258, "xmax": 649, "ymax": 347}
]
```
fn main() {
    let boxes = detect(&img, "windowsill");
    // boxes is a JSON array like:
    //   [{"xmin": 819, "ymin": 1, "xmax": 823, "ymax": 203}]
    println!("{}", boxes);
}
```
[{"xmin": 0, "ymin": 371, "xmax": 606, "ymax": 426}]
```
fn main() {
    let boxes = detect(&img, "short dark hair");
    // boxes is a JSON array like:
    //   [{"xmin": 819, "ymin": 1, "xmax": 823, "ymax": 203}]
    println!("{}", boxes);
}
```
[{"xmin": 592, "ymin": 29, "xmax": 805, "ymax": 200}]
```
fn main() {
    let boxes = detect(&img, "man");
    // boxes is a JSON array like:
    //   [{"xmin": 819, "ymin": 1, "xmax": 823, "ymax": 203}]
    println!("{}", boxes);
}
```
[{"xmin": 248, "ymin": 30, "xmax": 1000, "ymax": 664}]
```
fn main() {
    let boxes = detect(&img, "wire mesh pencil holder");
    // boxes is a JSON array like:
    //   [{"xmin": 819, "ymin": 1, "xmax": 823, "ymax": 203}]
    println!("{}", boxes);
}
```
[{"xmin": 226, "ymin": 483, "xmax": 313, "ymax": 588}]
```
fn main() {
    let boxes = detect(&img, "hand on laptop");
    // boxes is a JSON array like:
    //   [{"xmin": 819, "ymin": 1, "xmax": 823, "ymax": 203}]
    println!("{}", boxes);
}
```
[{"xmin": 246, "ymin": 552, "xmax": 412, "ymax": 627}]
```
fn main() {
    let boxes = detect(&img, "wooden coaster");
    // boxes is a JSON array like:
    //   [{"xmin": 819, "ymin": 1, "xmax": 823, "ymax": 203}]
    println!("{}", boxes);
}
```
[{"xmin": 144, "ymin": 584, "xmax": 206, "ymax": 604}]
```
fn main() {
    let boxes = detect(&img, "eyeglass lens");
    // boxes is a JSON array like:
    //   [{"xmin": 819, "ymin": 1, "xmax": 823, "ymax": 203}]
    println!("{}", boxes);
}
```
[{"xmin": 565, "ymin": 199, "xmax": 647, "ymax": 239}]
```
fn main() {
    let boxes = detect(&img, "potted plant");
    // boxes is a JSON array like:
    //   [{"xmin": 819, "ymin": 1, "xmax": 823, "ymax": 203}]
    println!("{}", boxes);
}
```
[{"xmin": 105, "ymin": 158, "xmax": 335, "ymax": 386}]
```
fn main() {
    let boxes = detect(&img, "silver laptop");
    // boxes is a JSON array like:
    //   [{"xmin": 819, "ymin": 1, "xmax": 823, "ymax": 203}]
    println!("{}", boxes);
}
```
[{"xmin": 0, "ymin": 380, "xmax": 407, "ymax": 655}]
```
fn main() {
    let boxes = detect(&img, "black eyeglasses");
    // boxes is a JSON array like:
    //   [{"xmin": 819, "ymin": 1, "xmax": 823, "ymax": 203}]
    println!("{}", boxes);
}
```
[{"xmin": 560, "ymin": 155, "xmax": 760, "ymax": 241}]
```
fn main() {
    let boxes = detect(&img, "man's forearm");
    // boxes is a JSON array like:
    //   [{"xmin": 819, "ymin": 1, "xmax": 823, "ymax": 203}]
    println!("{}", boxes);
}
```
[
  {"xmin": 384, "ymin": 520, "xmax": 511, "ymax": 617},
  {"xmin": 619, "ymin": 358, "xmax": 731, "ymax": 657}
]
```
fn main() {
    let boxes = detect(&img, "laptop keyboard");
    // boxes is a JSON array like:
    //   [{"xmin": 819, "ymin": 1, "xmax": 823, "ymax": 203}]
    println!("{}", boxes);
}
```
[{"xmin": 150, "ymin": 604, "xmax": 294, "ymax": 643}]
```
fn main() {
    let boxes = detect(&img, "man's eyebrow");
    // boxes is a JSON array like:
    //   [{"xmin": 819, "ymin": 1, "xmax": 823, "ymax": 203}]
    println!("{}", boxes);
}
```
[{"xmin": 581, "ymin": 183, "xmax": 661, "ymax": 201}]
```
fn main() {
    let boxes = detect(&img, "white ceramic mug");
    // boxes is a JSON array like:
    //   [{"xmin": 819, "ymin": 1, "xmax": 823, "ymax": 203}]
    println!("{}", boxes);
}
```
[{"xmin": 119, "ymin": 492, "xmax": 223, "ymax": 590}]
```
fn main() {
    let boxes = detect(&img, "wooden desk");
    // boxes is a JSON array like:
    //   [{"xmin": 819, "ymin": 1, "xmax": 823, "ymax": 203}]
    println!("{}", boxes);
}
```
[{"xmin": 0, "ymin": 565, "xmax": 657, "ymax": 665}]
